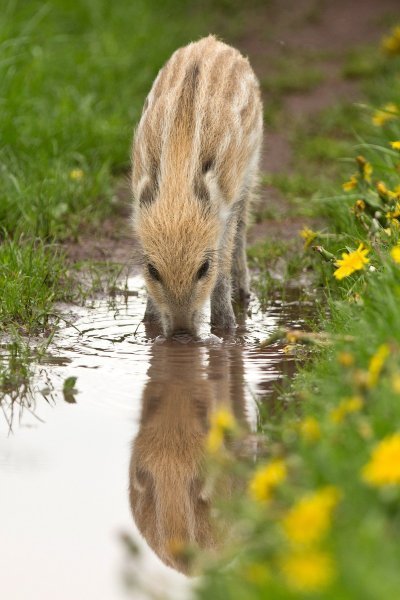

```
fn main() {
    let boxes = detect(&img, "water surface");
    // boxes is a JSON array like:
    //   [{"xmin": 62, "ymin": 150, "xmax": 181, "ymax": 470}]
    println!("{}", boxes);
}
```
[{"xmin": 0, "ymin": 275, "xmax": 310, "ymax": 600}]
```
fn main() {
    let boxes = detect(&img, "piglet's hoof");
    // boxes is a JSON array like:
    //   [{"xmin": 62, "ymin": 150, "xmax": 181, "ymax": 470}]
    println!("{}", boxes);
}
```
[{"xmin": 210, "ymin": 314, "xmax": 237, "ymax": 331}]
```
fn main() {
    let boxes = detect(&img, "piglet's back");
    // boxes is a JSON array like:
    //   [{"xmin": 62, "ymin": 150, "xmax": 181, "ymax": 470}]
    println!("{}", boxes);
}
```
[{"xmin": 132, "ymin": 35, "xmax": 263, "ymax": 206}]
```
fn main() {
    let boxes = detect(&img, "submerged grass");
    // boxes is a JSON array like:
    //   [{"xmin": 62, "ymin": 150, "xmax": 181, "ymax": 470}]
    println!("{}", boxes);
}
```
[
  {"xmin": 0, "ymin": 336, "xmax": 51, "ymax": 431},
  {"xmin": 194, "ymin": 28, "xmax": 400, "ymax": 600},
  {"xmin": 0, "ymin": 340, "xmax": 32, "ymax": 394}
]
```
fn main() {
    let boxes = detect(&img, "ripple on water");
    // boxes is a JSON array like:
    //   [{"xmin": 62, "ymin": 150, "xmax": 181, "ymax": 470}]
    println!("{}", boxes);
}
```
[{"xmin": 0, "ymin": 274, "xmax": 313, "ymax": 600}]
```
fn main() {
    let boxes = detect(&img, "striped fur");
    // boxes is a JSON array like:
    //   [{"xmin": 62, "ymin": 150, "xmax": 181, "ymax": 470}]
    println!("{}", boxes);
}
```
[
  {"xmin": 129, "ymin": 343, "xmax": 250, "ymax": 573},
  {"xmin": 132, "ymin": 35, "xmax": 263, "ymax": 336}
]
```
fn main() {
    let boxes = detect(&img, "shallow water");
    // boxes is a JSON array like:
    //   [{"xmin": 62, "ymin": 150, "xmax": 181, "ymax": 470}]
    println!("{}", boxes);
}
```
[{"xmin": 0, "ymin": 275, "xmax": 311, "ymax": 600}]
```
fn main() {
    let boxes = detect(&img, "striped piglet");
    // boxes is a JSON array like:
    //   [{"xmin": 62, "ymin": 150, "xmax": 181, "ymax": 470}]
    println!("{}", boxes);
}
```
[{"xmin": 132, "ymin": 35, "xmax": 263, "ymax": 336}]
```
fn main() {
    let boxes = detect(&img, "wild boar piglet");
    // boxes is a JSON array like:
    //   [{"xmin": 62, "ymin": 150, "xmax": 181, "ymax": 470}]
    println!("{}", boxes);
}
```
[{"xmin": 132, "ymin": 35, "xmax": 263, "ymax": 337}]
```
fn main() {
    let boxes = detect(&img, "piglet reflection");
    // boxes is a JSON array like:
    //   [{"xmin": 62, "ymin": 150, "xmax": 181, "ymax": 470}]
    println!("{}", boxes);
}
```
[{"xmin": 129, "ymin": 338, "xmax": 254, "ymax": 574}]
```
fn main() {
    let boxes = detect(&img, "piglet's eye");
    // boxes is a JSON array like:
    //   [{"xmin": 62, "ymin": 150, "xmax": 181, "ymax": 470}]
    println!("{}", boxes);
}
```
[
  {"xmin": 197, "ymin": 260, "xmax": 210, "ymax": 280},
  {"xmin": 148, "ymin": 263, "xmax": 161, "ymax": 282}
]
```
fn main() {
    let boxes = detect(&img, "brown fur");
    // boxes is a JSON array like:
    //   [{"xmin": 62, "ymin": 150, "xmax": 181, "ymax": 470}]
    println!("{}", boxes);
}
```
[
  {"xmin": 129, "ymin": 342, "xmax": 250, "ymax": 574},
  {"xmin": 132, "ymin": 35, "xmax": 263, "ymax": 335}
]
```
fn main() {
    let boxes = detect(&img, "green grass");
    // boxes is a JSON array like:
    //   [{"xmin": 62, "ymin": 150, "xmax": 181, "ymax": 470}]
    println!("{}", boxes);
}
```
[
  {"xmin": 0, "ymin": 238, "xmax": 69, "ymax": 333},
  {"xmin": 0, "ymin": 0, "xmax": 226, "ymax": 340},
  {"xmin": 247, "ymin": 239, "xmax": 294, "ymax": 306},
  {"xmin": 342, "ymin": 46, "xmax": 388, "ymax": 80},
  {"xmin": 296, "ymin": 136, "xmax": 352, "ymax": 164},
  {"xmin": 305, "ymin": 102, "xmax": 367, "ymax": 139},
  {"xmin": 0, "ymin": 0, "xmax": 212, "ymax": 240},
  {"xmin": 263, "ymin": 172, "xmax": 319, "ymax": 198},
  {"xmin": 261, "ymin": 53, "xmax": 325, "ymax": 128},
  {"xmin": 193, "ymin": 37, "xmax": 400, "ymax": 600},
  {"xmin": 262, "ymin": 57, "xmax": 323, "ymax": 95}
]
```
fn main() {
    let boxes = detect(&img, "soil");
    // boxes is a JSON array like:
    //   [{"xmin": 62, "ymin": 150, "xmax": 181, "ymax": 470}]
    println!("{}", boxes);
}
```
[
  {"xmin": 241, "ymin": 0, "xmax": 399, "ymax": 243},
  {"xmin": 65, "ymin": 0, "xmax": 399, "ymax": 263},
  {"xmin": 65, "ymin": 178, "xmax": 135, "ymax": 264}
]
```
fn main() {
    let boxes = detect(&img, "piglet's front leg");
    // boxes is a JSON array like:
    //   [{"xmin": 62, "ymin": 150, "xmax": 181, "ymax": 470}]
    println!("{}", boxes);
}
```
[{"xmin": 211, "ymin": 275, "xmax": 236, "ymax": 330}]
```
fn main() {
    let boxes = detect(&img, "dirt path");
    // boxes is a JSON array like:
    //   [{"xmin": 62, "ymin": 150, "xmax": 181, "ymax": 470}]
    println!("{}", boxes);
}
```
[
  {"xmin": 241, "ymin": 0, "xmax": 399, "ymax": 244},
  {"xmin": 65, "ymin": 0, "xmax": 399, "ymax": 264}
]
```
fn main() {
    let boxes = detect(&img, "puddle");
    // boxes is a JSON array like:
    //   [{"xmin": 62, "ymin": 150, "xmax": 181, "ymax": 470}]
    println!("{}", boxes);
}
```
[{"xmin": 0, "ymin": 275, "xmax": 312, "ymax": 600}]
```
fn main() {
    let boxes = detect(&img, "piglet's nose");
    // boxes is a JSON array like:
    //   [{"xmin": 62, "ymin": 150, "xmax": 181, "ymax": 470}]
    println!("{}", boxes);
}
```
[{"xmin": 171, "ymin": 329, "xmax": 194, "ymax": 343}]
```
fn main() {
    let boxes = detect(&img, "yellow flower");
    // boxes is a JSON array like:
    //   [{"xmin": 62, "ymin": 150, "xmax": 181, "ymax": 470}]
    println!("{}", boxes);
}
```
[
  {"xmin": 353, "ymin": 199, "xmax": 366, "ymax": 215},
  {"xmin": 391, "ymin": 245, "xmax": 400, "ymax": 263},
  {"xmin": 248, "ymin": 458, "xmax": 287, "ymax": 502},
  {"xmin": 392, "ymin": 374, "xmax": 400, "ymax": 394},
  {"xmin": 206, "ymin": 428, "xmax": 223, "ymax": 453},
  {"xmin": 206, "ymin": 408, "xmax": 235, "ymax": 453},
  {"xmin": 212, "ymin": 409, "xmax": 235, "ymax": 430},
  {"xmin": 282, "ymin": 344, "xmax": 295, "ymax": 354},
  {"xmin": 377, "ymin": 181, "xmax": 389, "ymax": 197},
  {"xmin": 330, "ymin": 396, "xmax": 364, "ymax": 424},
  {"xmin": 367, "ymin": 343, "xmax": 390, "ymax": 388},
  {"xmin": 338, "ymin": 351, "xmax": 354, "ymax": 367},
  {"xmin": 69, "ymin": 168, "xmax": 84, "ymax": 181},
  {"xmin": 382, "ymin": 25, "xmax": 400, "ymax": 55},
  {"xmin": 342, "ymin": 174, "xmax": 358, "ymax": 191},
  {"xmin": 334, "ymin": 243, "xmax": 370, "ymax": 280},
  {"xmin": 362, "ymin": 433, "xmax": 400, "ymax": 486},
  {"xmin": 364, "ymin": 162, "xmax": 373, "ymax": 183},
  {"xmin": 386, "ymin": 202, "xmax": 400, "ymax": 228},
  {"xmin": 387, "ymin": 201, "xmax": 400, "ymax": 215},
  {"xmin": 299, "ymin": 416, "xmax": 321, "ymax": 443},
  {"xmin": 372, "ymin": 103, "xmax": 398, "ymax": 126},
  {"xmin": 356, "ymin": 155, "xmax": 373, "ymax": 183},
  {"xmin": 281, "ymin": 550, "xmax": 335, "ymax": 592},
  {"xmin": 390, "ymin": 141, "xmax": 400, "ymax": 150},
  {"xmin": 378, "ymin": 181, "xmax": 399, "ymax": 202},
  {"xmin": 286, "ymin": 331, "xmax": 299, "ymax": 344},
  {"xmin": 300, "ymin": 226, "xmax": 317, "ymax": 248},
  {"xmin": 282, "ymin": 487, "xmax": 340, "ymax": 546}
]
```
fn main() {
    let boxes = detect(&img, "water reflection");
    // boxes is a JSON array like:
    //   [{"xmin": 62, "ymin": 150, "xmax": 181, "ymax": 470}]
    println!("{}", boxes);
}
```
[
  {"xmin": 0, "ymin": 277, "xmax": 313, "ymax": 598},
  {"xmin": 129, "ymin": 335, "xmax": 254, "ymax": 574}
]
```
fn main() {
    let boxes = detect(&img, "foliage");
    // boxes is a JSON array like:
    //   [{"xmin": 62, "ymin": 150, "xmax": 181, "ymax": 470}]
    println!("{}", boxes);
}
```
[
  {"xmin": 0, "ymin": 0, "xmax": 216, "ymax": 337},
  {"xmin": 194, "ymin": 27, "xmax": 400, "ymax": 600}
]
